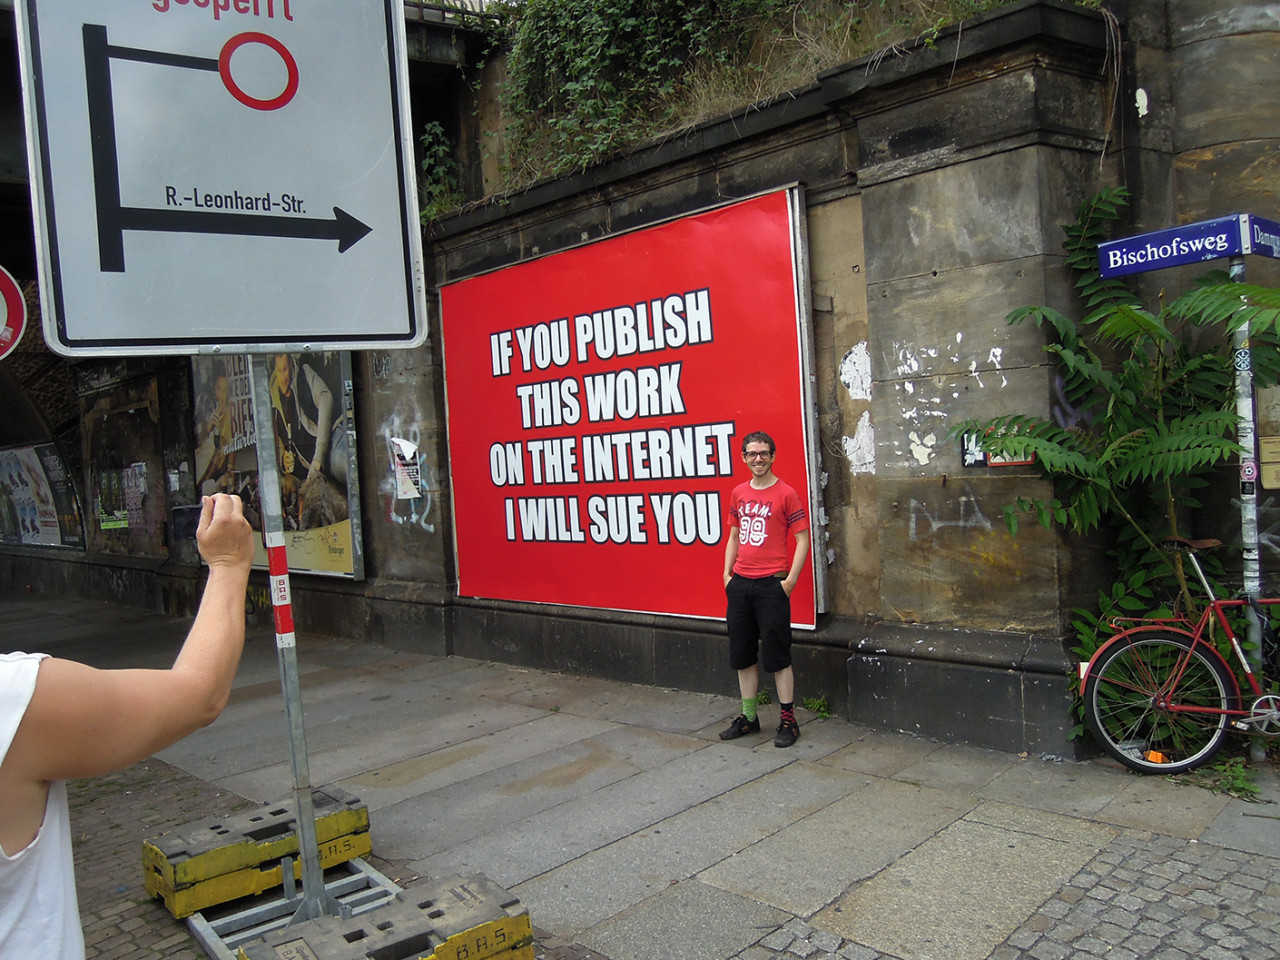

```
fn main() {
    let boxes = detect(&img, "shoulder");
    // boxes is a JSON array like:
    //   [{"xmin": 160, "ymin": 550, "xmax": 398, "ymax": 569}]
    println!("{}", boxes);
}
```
[
  {"xmin": 770, "ymin": 479, "xmax": 801, "ymax": 501},
  {"xmin": 0, "ymin": 653, "xmax": 48, "ymax": 754},
  {"xmin": 0, "ymin": 652, "xmax": 48, "ymax": 687}
]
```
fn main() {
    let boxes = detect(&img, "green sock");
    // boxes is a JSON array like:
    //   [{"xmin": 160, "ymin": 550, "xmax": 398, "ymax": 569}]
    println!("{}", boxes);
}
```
[{"xmin": 742, "ymin": 695, "xmax": 758, "ymax": 722}]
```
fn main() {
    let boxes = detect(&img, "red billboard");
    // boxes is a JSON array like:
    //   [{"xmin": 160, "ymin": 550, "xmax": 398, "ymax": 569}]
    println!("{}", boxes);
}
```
[{"xmin": 440, "ymin": 189, "xmax": 817, "ymax": 626}]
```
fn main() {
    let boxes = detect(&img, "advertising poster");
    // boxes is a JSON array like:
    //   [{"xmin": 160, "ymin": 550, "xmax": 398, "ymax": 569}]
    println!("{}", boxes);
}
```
[
  {"xmin": 440, "ymin": 189, "xmax": 818, "ymax": 626},
  {"xmin": 0, "ymin": 444, "xmax": 84, "ymax": 547},
  {"xmin": 192, "ymin": 352, "xmax": 363, "ymax": 578}
]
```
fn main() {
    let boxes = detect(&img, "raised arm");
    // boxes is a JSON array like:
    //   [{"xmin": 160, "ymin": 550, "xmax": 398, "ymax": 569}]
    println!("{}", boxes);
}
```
[{"xmin": 10, "ymin": 494, "xmax": 254, "ymax": 783}]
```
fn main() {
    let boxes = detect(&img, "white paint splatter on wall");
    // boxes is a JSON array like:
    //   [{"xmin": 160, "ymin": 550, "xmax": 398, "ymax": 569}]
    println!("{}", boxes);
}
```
[
  {"xmin": 988, "ymin": 347, "xmax": 1008, "ymax": 387},
  {"xmin": 842, "ymin": 410, "xmax": 876, "ymax": 475},
  {"xmin": 839, "ymin": 342, "xmax": 872, "ymax": 401},
  {"xmin": 908, "ymin": 430, "xmax": 937, "ymax": 465}
]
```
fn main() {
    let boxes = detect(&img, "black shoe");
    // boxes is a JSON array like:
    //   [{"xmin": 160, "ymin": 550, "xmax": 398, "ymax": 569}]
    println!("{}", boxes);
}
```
[
  {"xmin": 719, "ymin": 714, "xmax": 761, "ymax": 740},
  {"xmin": 774, "ymin": 718, "xmax": 800, "ymax": 748}
]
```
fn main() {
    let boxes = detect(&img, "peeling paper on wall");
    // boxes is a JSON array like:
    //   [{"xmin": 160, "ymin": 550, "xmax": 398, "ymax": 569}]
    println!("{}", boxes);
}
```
[
  {"xmin": 842, "ymin": 410, "xmax": 875, "ymax": 475},
  {"xmin": 839, "ymin": 342, "xmax": 872, "ymax": 401},
  {"xmin": 390, "ymin": 437, "xmax": 421, "ymax": 499}
]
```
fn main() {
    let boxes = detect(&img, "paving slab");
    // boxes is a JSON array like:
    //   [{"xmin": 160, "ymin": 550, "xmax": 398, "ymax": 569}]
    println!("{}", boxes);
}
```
[
  {"xmin": 217, "ymin": 700, "xmax": 557, "ymax": 801},
  {"xmin": 336, "ymin": 713, "xmax": 619, "ymax": 810},
  {"xmin": 1198, "ymin": 767, "xmax": 1280, "ymax": 857},
  {"xmin": 813, "ymin": 816, "xmax": 1110, "ymax": 960},
  {"xmin": 160, "ymin": 668, "xmax": 545, "ymax": 783},
  {"xmin": 1096, "ymin": 771, "xmax": 1232, "ymax": 837},
  {"xmin": 373, "ymin": 727, "xmax": 716, "ymax": 865},
  {"xmin": 891, "ymin": 742, "xmax": 1020, "ymax": 792},
  {"xmin": 413, "ymin": 739, "xmax": 792, "ymax": 888},
  {"xmin": 698, "ymin": 777, "xmax": 977, "ymax": 917},
  {"xmin": 8, "ymin": 590, "xmax": 1280, "ymax": 960},
  {"xmin": 540, "ymin": 680, "xmax": 735, "ymax": 735},
  {"xmin": 514, "ymin": 762, "xmax": 865, "ymax": 937},
  {"xmin": 452, "ymin": 667, "xmax": 629, "ymax": 713},
  {"xmin": 817, "ymin": 728, "xmax": 942, "ymax": 778},
  {"xmin": 962, "ymin": 799, "xmax": 1118, "ymax": 847},
  {"xmin": 976, "ymin": 756, "xmax": 1128, "ymax": 818},
  {"xmin": 579, "ymin": 879, "xmax": 790, "ymax": 960}
]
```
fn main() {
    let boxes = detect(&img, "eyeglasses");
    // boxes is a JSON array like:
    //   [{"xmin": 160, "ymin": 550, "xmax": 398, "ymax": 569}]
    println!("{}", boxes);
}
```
[{"xmin": 744, "ymin": 451, "xmax": 773, "ymax": 460}]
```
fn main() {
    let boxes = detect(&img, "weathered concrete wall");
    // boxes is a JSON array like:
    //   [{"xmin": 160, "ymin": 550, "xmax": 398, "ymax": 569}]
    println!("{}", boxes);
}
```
[{"xmin": 808, "ymin": 194, "xmax": 880, "ymax": 616}]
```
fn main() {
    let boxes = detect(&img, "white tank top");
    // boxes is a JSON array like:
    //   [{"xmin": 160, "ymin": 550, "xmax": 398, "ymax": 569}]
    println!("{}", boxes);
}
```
[{"xmin": 0, "ymin": 652, "xmax": 85, "ymax": 960}]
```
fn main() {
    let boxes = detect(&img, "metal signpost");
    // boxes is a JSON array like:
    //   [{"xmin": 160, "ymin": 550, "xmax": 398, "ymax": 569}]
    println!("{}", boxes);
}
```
[
  {"xmin": 1100, "ymin": 213, "xmax": 1280, "ymax": 763},
  {"xmin": 16, "ymin": 0, "xmax": 427, "ymax": 928}
]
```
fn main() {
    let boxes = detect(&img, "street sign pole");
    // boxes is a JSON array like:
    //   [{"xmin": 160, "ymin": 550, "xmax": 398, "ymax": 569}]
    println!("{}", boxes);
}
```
[
  {"xmin": 249, "ymin": 353, "xmax": 345, "ymax": 922},
  {"xmin": 1228, "ymin": 257, "xmax": 1267, "ymax": 764}
]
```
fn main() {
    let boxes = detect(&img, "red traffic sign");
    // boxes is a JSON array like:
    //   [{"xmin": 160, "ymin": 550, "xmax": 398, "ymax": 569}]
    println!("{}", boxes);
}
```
[{"xmin": 0, "ymin": 266, "xmax": 27, "ymax": 362}]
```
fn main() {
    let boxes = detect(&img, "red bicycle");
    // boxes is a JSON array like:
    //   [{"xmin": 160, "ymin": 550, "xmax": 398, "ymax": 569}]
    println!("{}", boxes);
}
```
[{"xmin": 1080, "ymin": 537, "xmax": 1280, "ymax": 774}]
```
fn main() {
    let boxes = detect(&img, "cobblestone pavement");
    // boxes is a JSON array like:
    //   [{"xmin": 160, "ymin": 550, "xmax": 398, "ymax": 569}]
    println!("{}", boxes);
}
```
[
  {"xmin": 726, "ymin": 831, "xmax": 1280, "ymax": 960},
  {"xmin": 72, "ymin": 758, "xmax": 1280, "ymax": 960},
  {"xmin": 70, "ymin": 760, "xmax": 252, "ymax": 960}
]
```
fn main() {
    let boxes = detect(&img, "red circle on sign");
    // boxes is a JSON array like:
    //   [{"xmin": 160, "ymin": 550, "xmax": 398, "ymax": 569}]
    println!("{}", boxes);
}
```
[
  {"xmin": 0, "ymin": 265, "xmax": 27, "ymax": 363},
  {"xmin": 219, "ymin": 32, "xmax": 299, "ymax": 111}
]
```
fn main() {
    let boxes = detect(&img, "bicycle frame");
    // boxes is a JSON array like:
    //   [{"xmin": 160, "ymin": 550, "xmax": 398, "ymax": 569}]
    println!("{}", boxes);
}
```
[
  {"xmin": 1080, "ymin": 586, "xmax": 1278, "ymax": 719},
  {"xmin": 1078, "ymin": 543, "xmax": 1280, "ymax": 773}
]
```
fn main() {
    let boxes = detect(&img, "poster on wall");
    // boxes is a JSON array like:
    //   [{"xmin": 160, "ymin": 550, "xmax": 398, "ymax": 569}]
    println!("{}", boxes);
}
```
[
  {"xmin": 440, "ymin": 188, "xmax": 820, "ymax": 626},
  {"xmin": 191, "ymin": 352, "xmax": 364, "ymax": 579},
  {"xmin": 0, "ymin": 444, "xmax": 84, "ymax": 547}
]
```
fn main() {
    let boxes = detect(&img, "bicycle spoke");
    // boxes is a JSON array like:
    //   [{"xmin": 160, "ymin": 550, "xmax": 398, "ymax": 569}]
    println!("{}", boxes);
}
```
[{"xmin": 1085, "ymin": 633, "xmax": 1234, "ymax": 773}]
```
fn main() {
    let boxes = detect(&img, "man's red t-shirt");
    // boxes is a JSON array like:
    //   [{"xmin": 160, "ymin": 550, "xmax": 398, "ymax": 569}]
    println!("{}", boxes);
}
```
[{"xmin": 727, "ymin": 479, "xmax": 809, "ymax": 578}]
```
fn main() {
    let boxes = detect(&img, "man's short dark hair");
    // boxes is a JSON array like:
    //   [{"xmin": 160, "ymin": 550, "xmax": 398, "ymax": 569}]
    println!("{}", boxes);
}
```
[{"xmin": 741, "ymin": 431, "xmax": 775, "ymax": 455}]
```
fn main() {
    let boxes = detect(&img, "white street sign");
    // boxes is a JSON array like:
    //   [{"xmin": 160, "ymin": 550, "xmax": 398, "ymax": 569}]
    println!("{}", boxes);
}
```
[{"xmin": 17, "ymin": 0, "xmax": 427, "ymax": 356}]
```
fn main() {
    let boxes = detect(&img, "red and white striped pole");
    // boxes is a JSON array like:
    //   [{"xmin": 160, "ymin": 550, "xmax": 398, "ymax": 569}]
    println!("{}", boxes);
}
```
[{"xmin": 249, "ymin": 352, "xmax": 344, "ymax": 921}]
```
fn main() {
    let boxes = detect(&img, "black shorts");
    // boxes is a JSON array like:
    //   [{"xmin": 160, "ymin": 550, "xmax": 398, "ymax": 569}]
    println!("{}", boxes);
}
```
[{"xmin": 725, "ymin": 573, "xmax": 793, "ymax": 673}]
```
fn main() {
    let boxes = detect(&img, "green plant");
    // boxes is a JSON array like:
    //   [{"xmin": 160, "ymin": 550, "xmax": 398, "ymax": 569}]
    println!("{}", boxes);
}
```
[
  {"xmin": 951, "ymin": 187, "xmax": 1280, "ymax": 730},
  {"xmin": 418, "ymin": 121, "xmax": 464, "ymax": 223},
  {"xmin": 802, "ymin": 694, "xmax": 831, "ymax": 719},
  {"xmin": 1183, "ymin": 755, "xmax": 1261, "ymax": 799},
  {"xmin": 483, "ymin": 0, "xmax": 1060, "ymax": 191},
  {"xmin": 955, "ymin": 186, "xmax": 1280, "ymax": 596},
  {"xmin": 755, "ymin": 687, "xmax": 771, "ymax": 706}
]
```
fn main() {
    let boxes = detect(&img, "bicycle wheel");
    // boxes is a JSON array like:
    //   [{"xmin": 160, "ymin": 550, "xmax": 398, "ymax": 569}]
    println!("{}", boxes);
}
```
[{"xmin": 1084, "ymin": 631, "xmax": 1237, "ymax": 774}]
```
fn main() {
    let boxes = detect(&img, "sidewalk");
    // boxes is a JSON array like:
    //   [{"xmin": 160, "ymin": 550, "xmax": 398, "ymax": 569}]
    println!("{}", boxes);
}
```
[{"xmin": 6, "ymin": 591, "xmax": 1279, "ymax": 960}]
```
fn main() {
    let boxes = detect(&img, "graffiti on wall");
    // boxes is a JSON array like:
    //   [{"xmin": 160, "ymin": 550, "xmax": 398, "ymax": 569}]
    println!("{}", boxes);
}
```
[
  {"xmin": 908, "ymin": 488, "xmax": 994, "ymax": 541},
  {"xmin": 378, "ymin": 394, "xmax": 436, "ymax": 534}
]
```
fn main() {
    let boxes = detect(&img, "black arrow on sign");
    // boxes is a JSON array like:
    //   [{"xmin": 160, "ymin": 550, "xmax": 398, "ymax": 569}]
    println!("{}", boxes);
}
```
[
  {"xmin": 83, "ymin": 24, "xmax": 375, "ymax": 272},
  {"xmin": 116, "ymin": 206, "xmax": 373, "ymax": 252}
]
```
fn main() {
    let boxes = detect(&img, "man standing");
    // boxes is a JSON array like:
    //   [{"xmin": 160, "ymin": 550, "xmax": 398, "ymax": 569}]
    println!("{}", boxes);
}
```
[{"xmin": 720, "ymin": 431, "xmax": 811, "ymax": 747}]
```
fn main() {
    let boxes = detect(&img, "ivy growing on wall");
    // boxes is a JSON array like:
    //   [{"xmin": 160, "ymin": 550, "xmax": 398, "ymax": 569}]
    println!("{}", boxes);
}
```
[{"xmin": 476, "ymin": 0, "xmax": 1089, "ymax": 191}]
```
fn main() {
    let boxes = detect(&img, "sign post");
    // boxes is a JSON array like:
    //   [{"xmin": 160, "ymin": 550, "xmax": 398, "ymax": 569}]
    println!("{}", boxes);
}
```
[
  {"xmin": 248, "ymin": 352, "xmax": 342, "ymax": 920},
  {"xmin": 1100, "ymin": 214, "xmax": 1280, "ymax": 764},
  {"xmin": 17, "ymin": 0, "xmax": 428, "ymax": 923}
]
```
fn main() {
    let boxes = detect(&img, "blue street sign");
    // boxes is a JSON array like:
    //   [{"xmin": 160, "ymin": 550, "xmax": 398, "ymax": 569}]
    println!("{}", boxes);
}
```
[
  {"xmin": 1245, "ymin": 215, "xmax": 1280, "ymax": 260},
  {"xmin": 1098, "ymin": 213, "xmax": 1280, "ymax": 278}
]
